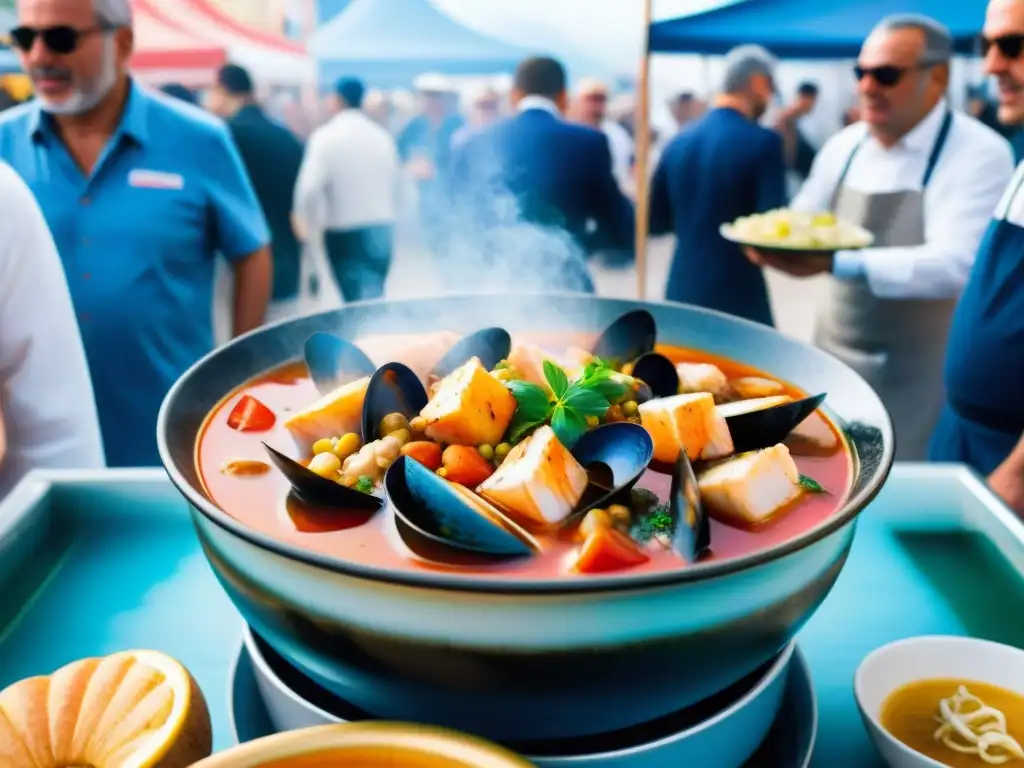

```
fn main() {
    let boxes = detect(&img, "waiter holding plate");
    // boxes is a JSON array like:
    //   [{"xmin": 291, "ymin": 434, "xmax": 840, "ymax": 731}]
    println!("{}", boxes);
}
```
[
  {"xmin": 931, "ymin": 0, "xmax": 1024, "ymax": 513},
  {"xmin": 748, "ymin": 14, "xmax": 1013, "ymax": 460}
]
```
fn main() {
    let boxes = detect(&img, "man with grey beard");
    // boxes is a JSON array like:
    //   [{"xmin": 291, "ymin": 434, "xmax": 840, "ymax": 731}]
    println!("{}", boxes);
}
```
[
  {"xmin": 0, "ymin": 0, "xmax": 272, "ymax": 468},
  {"xmin": 932, "ymin": 0, "xmax": 1024, "ymax": 515}
]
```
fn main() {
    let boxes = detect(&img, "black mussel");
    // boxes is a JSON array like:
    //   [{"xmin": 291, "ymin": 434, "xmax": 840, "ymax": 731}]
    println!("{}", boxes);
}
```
[
  {"xmin": 591, "ymin": 310, "xmax": 657, "ymax": 366},
  {"xmin": 385, "ymin": 456, "xmax": 539, "ymax": 559},
  {"xmin": 263, "ymin": 443, "xmax": 383, "ymax": 510},
  {"xmin": 432, "ymin": 328, "xmax": 512, "ymax": 380},
  {"xmin": 305, "ymin": 332, "xmax": 377, "ymax": 395},
  {"xmin": 631, "ymin": 353, "xmax": 680, "ymax": 399},
  {"xmin": 670, "ymin": 451, "xmax": 710, "ymax": 563},
  {"xmin": 720, "ymin": 394, "xmax": 828, "ymax": 454},
  {"xmin": 361, "ymin": 363, "xmax": 429, "ymax": 443},
  {"xmin": 564, "ymin": 422, "xmax": 655, "ymax": 526}
]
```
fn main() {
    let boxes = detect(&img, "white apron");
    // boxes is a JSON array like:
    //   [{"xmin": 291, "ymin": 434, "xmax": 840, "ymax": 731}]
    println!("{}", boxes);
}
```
[{"xmin": 814, "ymin": 111, "xmax": 955, "ymax": 461}]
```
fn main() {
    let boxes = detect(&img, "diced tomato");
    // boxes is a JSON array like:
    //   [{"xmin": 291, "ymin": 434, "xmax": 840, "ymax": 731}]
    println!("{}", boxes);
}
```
[
  {"xmin": 574, "ymin": 526, "xmax": 650, "ymax": 574},
  {"xmin": 401, "ymin": 441, "xmax": 443, "ymax": 471},
  {"xmin": 227, "ymin": 395, "xmax": 276, "ymax": 432},
  {"xmin": 440, "ymin": 445, "xmax": 495, "ymax": 487}
]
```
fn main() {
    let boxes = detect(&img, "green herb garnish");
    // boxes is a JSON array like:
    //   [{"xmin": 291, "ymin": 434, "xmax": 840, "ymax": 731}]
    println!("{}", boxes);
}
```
[
  {"xmin": 797, "ymin": 474, "xmax": 827, "ymax": 494},
  {"xmin": 504, "ymin": 359, "xmax": 626, "ymax": 448},
  {"xmin": 631, "ymin": 503, "xmax": 675, "ymax": 543},
  {"xmin": 354, "ymin": 475, "xmax": 375, "ymax": 495}
]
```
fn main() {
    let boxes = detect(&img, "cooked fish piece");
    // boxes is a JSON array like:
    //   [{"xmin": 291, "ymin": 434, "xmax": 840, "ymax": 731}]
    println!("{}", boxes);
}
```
[
  {"xmin": 730, "ymin": 377, "xmax": 785, "ymax": 400},
  {"xmin": 358, "ymin": 331, "xmax": 461, "ymax": 387},
  {"xmin": 676, "ymin": 363, "xmax": 729, "ymax": 399},
  {"xmin": 716, "ymin": 395, "xmax": 792, "ymax": 419},
  {"xmin": 477, "ymin": 425, "xmax": 588, "ymax": 526},
  {"xmin": 283, "ymin": 376, "xmax": 371, "ymax": 454},
  {"xmin": 420, "ymin": 358, "xmax": 517, "ymax": 446},
  {"xmin": 702, "ymin": 407, "xmax": 735, "ymax": 461},
  {"xmin": 785, "ymin": 411, "xmax": 840, "ymax": 456},
  {"xmin": 506, "ymin": 344, "xmax": 553, "ymax": 390},
  {"xmin": 639, "ymin": 393, "xmax": 724, "ymax": 463},
  {"xmin": 697, "ymin": 444, "xmax": 802, "ymax": 526}
]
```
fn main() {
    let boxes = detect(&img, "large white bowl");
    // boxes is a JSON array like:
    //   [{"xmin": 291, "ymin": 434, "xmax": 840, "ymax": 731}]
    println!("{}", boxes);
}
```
[
  {"xmin": 855, "ymin": 635, "xmax": 1024, "ymax": 767},
  {"xmin": 242, "ymin": 625, "xmax": 796, "ymax": 767}
]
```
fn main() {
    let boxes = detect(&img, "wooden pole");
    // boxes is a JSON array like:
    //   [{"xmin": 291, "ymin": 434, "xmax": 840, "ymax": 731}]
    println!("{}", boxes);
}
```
[{"xmin": 634, "ymin": 0, "xmax": 654, "ymax": 299}]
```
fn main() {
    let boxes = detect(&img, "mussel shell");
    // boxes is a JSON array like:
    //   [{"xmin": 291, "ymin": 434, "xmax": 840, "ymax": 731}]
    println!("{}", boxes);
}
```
[
  {"xmin": 305, "ymin": 332, "xmax": 377, "ymax": 395},
  {"xmin": 385, "ymin": 456, "xmax": 538, "ymax": 559},
  {"xmin": 590, "ymin": 310, "xmax": 657, "ymax": 366},
  {"xmin": 631, "ymin": 353, "xmax": 680, "ymax": 399},
  {"xmin": 670, "ymin": 451, "xmax": 710, "ymax": 563},
  {"xmin": 723, "ymin": 393, "xmax": 827, "ymax": 454},
  {"xmin": 432, "ymin": 327, "xmax": 512, "ymax": 380},
  {"xmin": 263, "ymin": 443, "xmax": 383, "ymax": 510},
  {"xmin": 565, "ymin": 422, "xmax": 654, "ymax": 524},
  {"xmin": 361, "ymin": 363, "xmax": 429, "ymax": 443}
]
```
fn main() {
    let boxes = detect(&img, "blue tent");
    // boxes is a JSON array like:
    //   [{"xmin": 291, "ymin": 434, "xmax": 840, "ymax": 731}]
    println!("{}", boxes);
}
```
[
  {"xmin": 315, "ymin": 0, "xmax": 352, "ymax": 24},
  {"xmin": 649, "ymin": 0, "xmax": 984, "ymax": 58},
  {"xmin": 310, "ymin": 0, "xmax": 540, "ymax": 88}
]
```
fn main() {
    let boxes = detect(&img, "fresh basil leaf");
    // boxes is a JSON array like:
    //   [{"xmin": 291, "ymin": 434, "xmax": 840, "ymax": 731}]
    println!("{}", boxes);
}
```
[
  {"xmin": 798, "ymin": 475, "xmax": 828, "ymax": 494},
  {"xmin": 551, "ymin": 407, "xmax": 588, "ymax": 449},
  {"xmin": 509, "ymin": 419, "xmax": 545, "ymax": 444},
  {"xmin": 506, "ymin": 380, "xmax": 552, "ymax": 423},
  {"xmin": 543, "ymin": 360, "xmax": 569, "ymax": 399},
  {"xmin": 563, "ymin": 385, "xmax": 613, "ymax": 418}
]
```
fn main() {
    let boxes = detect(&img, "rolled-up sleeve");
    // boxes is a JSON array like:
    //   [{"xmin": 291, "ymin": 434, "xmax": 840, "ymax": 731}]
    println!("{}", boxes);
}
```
[
  {"xmin": 205, "ymin": 125, "xmax": 270, "ymax": 261},
  {"xmin": 852, "ymin": 135, "xmax": 1015, "ymax": 299},
  {"xmin": 0, "ymin": 163, "xmax": 104, "ymax": 494}
]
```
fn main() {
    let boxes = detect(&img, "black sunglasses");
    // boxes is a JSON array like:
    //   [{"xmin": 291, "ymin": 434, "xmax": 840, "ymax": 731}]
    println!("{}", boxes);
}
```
[
  {"xmin": 9, "ymin": 24, "xmax": 109, "ymax": 55},
  {"xmin": 981, "ymin": 34, "xmax": 1024, "ymax": 60},
  {"xmin": 853, "ymin": 63, "xmax": 931, "ymax": 87}
]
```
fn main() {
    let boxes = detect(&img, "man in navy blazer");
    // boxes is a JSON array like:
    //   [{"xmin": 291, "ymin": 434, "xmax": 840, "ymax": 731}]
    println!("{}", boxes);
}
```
[{"xmin": 448, "ymin": 57, "xmax": 635, "ymax": 293}]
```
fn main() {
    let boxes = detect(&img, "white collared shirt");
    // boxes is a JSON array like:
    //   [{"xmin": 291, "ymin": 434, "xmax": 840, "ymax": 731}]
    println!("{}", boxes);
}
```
[
  {"xmin": 792, "ymin": 101, "xmax": 1015, "ymax": 299},
  {"xmin": 0, "ymin": 162, "xmax": 104, "ymax": 499},
  {"xmin": 293, "ymin": 108, "xmax": 400, "ymax": 233},
  {"xmin": 517, "ymin": 95, "xmax": 562, "ymax": 116}
]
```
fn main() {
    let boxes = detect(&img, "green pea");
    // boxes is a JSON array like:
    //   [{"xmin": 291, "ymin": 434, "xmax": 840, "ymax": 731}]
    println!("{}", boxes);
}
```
[
  {"xmin": 478, "ymin": 444, "xmax": 495, "ymax": 461},
  {"xmin": 622, "ymin": 400, "xmax": 639, "ymax": 417},
  {"xmin": 495, "ymin": 443, "xmax": 512, "ymax": 461}
]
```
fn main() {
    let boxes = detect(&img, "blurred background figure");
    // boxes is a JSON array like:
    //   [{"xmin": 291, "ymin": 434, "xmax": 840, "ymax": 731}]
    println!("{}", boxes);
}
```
[
  {"xmin": 208, "ymin": 64, "xmax": 306, "ymax": 324},
  {"xmin": 160, "ymin": 83, "xmax": 198, "ymax": 106},
  {"xmin": 295, "ymin": 76, "xmax": 400, "ymax": 302},
  {"xmin": 571, "ymin": 77, "xmax": 634, "ymax": 192},
  {"xmin": 452, "ymin": 84, "xmax": 504, "ymax": 146},
  {"xmin": 398, "ymin": 74, "xmax": 464, "ymax": 258},
  {"xmin": 774, "ymin": 80, "xmax": 820, "ymax": 193},
  {"xmin": 651, "ymin": 44, "xmax": 787, "ymax": 327},
  {"xmin": 362, "ymin": 88, "xmax": 393, "ymax": 128},
  {"xmin": 668, "ymin": 91, "xmax": 704, "ymax": 132},
  {"xmin": 449, "ymin": 56, "xmax": 634, "ymax": 293}
]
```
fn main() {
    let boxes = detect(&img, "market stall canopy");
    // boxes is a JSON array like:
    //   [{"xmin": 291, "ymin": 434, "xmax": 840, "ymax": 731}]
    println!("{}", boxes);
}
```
[
  {"xmin": 132, "ymin": 0, "xmax": 227, "ymax": 76},
  {"xmin": 649, "ymin": 0, "xmax": 984, "ymax": 58},
  {"xmin": 138, "ymin": 0, "xmax": 313, "ymax": 83},
  {"xmin": 310, "ymin": 0, "xmax": 537, "ymax": 87}
]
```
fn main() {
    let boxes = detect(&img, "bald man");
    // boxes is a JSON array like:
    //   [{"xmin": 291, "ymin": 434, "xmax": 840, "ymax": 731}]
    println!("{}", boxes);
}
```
[{"xmin": 932, "ymin": 0, "xmax": 1024, "ymax": 513}]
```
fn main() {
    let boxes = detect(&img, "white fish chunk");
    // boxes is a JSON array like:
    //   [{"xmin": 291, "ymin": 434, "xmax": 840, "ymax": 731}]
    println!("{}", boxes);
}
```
[
  {"xmin": 477, "ymin": 425, "xmax": 588, "ymax": 526},
  {"xmin": 676, "ymin": 363, "xmax": 729, "ymax": 399},
  {"xmin": 716, "ymin": 395, "xmax": 792, "ymax": 419},
  {"xmin": 697, "ymin": 444, "xmax": 802, "ymax": 526},
  {"xmin": 639, "ymin": 393, "xmax": 732, "ymax": 463},
  {"xmin": 730, "ymin": 377, "xmax": 786, "ymax": 400},
  {"xmin": 420, "ymin": 358, "xmax": 517, "ymax": 446},
  {"xmin": 283, "ymin": 376, "xmax": 371, "ymax": 453}
]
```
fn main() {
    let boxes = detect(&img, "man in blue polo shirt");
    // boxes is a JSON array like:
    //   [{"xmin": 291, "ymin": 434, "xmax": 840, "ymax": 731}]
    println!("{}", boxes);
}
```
[{"xmin": 0, "ymin": 0, "xmax": 272, "ymax": 467}]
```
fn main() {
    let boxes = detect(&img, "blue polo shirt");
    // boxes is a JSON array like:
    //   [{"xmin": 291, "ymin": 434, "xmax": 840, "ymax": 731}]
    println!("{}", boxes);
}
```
[{"xmin": 0, "ymin": 83, "xmax": 269, "ymax": 467}]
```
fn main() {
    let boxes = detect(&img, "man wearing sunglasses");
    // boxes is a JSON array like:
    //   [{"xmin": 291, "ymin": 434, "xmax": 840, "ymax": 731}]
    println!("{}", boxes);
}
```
[
  {"xmin": 0, "ymin": 0, "xmax": 273, "ymax": 469},
  {"xmin": 747, "ymin": 14, "xmax": 1014, "ymax": 461},
  {"xmin": 931, "ymin": 0, "xmax": 1024, "ymax": 514}
]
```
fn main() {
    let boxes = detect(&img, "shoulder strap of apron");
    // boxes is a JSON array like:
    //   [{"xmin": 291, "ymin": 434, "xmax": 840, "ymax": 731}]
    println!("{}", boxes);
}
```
[{"xmin": 833, "ymin": 108, "xmax": 954, "ymax": 195}]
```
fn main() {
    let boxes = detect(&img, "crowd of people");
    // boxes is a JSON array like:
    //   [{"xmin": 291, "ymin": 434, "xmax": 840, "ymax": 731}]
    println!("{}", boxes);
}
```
[{"xmin": 1, "ymin": 0, "xmax": 1024, "ymax": 521}]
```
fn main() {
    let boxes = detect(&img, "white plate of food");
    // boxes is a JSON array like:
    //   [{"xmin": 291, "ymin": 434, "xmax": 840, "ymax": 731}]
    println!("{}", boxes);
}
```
[{"xmin": 721, "ymin": 209, "xmax": 875, "ymax": 253}]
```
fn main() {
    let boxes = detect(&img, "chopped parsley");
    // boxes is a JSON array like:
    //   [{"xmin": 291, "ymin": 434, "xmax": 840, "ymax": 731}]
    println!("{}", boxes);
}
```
[
  {"xmin": 798, "ymin": 474, "xmax": 827, "ymax": 494},
  {"xmin": 631, "ymin": 504, "xmax": 675, "ymax": 543},
  {"xmin": 354, "ymin": 475, "xmax": 375, "ymax": 495}
]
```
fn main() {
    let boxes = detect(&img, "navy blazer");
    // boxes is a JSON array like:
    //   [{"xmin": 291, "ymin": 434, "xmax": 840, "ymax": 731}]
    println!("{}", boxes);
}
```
[
  {"xmin": 227, "ymin": 105, "xmax": 304, "ymax": 301},
  {"xmin": 650, "ymin": 107, "xmax": 788, "ymax": 326},
  {"xmin": 451, "ymin": 108, "xmax": 635, "ymax": 261}
]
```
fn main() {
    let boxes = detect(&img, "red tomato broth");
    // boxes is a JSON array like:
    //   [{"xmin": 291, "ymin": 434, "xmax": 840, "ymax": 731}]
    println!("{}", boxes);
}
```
[{"xmin": 196, "ymin": 336, "xmax": 853, "ymax": 580}]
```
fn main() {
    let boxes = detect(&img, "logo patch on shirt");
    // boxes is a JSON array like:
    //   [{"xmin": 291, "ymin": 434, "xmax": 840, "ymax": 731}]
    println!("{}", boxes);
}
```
[{"xmin": 128, "ymin": 169, "xmax": 185, "ymax": 190}]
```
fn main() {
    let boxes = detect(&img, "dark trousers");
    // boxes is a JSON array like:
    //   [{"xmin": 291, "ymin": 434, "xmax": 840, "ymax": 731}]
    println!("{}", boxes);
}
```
[{"xmin": 324, "ymin": 225, "xmax": 394, "ymax": 302}]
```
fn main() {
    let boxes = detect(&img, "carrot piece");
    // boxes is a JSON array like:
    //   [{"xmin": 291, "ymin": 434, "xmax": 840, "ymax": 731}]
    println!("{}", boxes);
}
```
[
  {"xmin": 227, "ymin": 395, "xmax": 276, "ymax": 432},
  {"xmin": 401, "ymin": 441, "xmax": 443, "ymax": 471},
  {"xmin": 440, "ymin": 445, "xmax": 495, "ymax": 487},
  {"xmin": 574, "ymin": 526, "xmax": 650, "ymax": 574}
]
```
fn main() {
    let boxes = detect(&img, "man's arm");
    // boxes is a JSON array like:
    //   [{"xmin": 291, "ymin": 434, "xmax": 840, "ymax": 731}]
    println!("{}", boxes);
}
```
[
  {"xmin": 0, "ymin": 164, "xmax": 104, "ymax": 486},
  {"xmin": 989, "ymin": 433, "xmax": 1024, "ymax": 514},
  {"xmin": 207, "ymin": 126, "xmax": 272, "ymax": 336},
  {"xmin": 830, "ymin": 135, "xmax": 1015, "ymax": 298}
]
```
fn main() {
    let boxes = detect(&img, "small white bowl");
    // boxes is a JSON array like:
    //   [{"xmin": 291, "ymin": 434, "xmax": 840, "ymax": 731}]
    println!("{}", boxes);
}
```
[{"xmin": 855, "ymin": 635, "xmax": 1024, "ymax": 767}]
